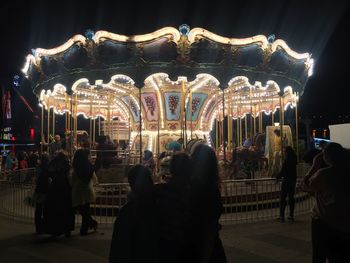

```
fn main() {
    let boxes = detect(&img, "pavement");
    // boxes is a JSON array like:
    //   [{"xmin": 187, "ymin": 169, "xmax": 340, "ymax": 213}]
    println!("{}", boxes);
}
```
[{"xmin": 0, "ymin": 214, "xmax": 312, "ymax": 263}]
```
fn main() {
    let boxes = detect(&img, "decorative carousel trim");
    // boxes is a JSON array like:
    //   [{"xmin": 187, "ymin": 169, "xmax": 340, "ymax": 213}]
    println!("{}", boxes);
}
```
[
  {"xmin": 188, "ymin": 27, "xmax": 310, "ymax": 61},
  {"xmin": 271, "ymin": 39, "xmax": 310, "ymax": 60},
  {"xmin": 94, "ymin": 27, "xmax": 181, "ymax": 44},
  {"xmin": 188, "ymin": 27, "xmax": 269, "ymax": 49}
]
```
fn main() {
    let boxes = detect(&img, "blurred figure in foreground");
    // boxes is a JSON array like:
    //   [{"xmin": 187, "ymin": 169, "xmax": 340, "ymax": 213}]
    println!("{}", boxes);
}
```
[
  {"xmin": 189, "ymin": 144, "xmax": 227, "ymax": 263},
  {"xmin": 109, "ymin": 165, "xmax": 158, "ymax": 263},
  {"xmin": 303, "ymin": 142, "xmax": 350, "ymax": 263}
]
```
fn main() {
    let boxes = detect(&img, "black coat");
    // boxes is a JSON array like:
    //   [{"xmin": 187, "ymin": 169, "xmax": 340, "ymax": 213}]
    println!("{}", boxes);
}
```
[
  {"xmin": 277, "ymin": 154, "xmax": 298, "ymax": 185},
  {"xmin": 109, "ymin": 196, "xmax": 158, "ymax": 263},
  {"xmin": 42, "ymin": 159, "xmax": 74, "ymax": 236}
]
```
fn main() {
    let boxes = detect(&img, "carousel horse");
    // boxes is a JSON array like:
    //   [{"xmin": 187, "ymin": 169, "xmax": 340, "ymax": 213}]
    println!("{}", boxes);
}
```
[{"xmin": 186, "ymin": 138, "xmax": 207, "ymax": 154}]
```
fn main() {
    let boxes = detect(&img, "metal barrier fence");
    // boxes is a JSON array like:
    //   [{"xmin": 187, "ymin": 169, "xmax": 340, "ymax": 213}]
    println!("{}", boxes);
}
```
[
  {"xmin": 220, "ymin": 177, "xmax": 313, "ymax": 224},
  {"xmin": 0, "ymin": 166, "xmax": 314, "ymax": 225}
]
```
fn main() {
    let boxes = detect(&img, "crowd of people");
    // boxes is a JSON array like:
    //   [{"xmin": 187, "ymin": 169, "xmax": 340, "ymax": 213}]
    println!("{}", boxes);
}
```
[
  {"xmin": 109, "ymin": 144, "xmax": 227, "ymax": 263},
  {"xmin": 33, "ymin": 148, "xmax": 98, "ymax": 237},
  {"xmin": 2, "ymin": 131, "xmax": 350, "ymax": 262}
]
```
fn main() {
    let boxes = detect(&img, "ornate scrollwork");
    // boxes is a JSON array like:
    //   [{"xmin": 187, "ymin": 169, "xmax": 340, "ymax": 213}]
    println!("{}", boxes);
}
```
[
  {"xmin": 260, "ymin": 46, "xmax": 272, "ymax": 70},
  {"xmin": 176, "ymin": 25, "xmax": 191, "ymax": 63}
]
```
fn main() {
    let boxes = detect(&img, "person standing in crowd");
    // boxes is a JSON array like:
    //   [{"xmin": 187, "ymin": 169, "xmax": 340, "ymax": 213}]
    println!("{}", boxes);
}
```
[
  {"xmin": 303, "ymin": 140, "xmax": 328, "ymax": 177},
  {"xmin": 42, "ymin": 134, "xmax": 63, "ymax": 158},
  {"xmin": 27, "ymin": 150, "xmax": 39, "ymax": 169},
  {"xmin": 17, "ymin": 151, "xmax": 28, "ymax": 170},
  {"xmin": 5, "ymin": 151, "xmax": 18, "ymax": 171},
  {"xmin": 95, "ymin": 136, "xmax": 115, "ymax": 170},
  {"xmin": 155, "ymin": 152, "xmax": 192, "ymax": 263},
  {"xmin": 109, "ymin": 165, "xmax": 158, "ymax": 263},
  {"xmin": 276, "ymin": 146, "xmax": 298, "ymax": 222},
  {"xmin": 42, "ymin": 151, "xmax": 74, "ymax": 237},
  {"xmin": 34, "ymin": 153, "xmax": 50, "ymax": 234},
  {"xmin": 303, "ymin": 142, "xmax": 350, "ymax": 262},
  {"xmin": 0, "ymin": 154, "xmax": 2, "ymax": 174},
  {"xmin": 142, "ymin": 150, "xmax": 155, "ymax": 174},
  {"xmin": 242, "ymin": 132, "xmax": 252, "ymax": 148},
  {"xmin": 71, "ymin": 149, "xmax": 98, "ymax": 235},
  {"xmin": 189, "ymin": 144, "xmax": 227, "ymax": 263}
]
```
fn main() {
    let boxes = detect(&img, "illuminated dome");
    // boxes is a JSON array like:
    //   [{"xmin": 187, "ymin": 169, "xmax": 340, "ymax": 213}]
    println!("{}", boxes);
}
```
[{"xmin": 22, "ymin": 25, "xmax": 312, "ymax": 154}]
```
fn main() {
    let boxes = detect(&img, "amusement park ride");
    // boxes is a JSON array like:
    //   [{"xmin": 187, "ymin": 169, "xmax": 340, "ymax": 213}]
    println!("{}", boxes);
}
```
[{"xmin": 22, "ymin": 25, "xmax": 313, "ymax": 176}]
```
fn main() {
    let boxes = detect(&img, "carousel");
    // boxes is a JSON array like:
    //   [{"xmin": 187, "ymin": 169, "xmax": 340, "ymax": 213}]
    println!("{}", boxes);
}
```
[{"xmin": 22, "ymin": 25, "xmax": 313, "ymax": 176}]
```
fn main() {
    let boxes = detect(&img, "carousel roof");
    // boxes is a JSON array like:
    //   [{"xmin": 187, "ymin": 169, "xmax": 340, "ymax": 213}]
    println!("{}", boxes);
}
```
[{"xmin": 22, "ymin": 25, "xmax": 313, "ymax": 96}]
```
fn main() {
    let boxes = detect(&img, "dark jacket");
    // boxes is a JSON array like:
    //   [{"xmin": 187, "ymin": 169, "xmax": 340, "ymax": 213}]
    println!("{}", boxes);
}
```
[
  {"xmin": 35, "ymin": 167, "xmax": 49, "ymax": 194},
  {"xmin": 277, "ymin": 154, "xmax": 297, "ymax": 185},
  {"xmin": 109, "ymin": 195, "xmax": 158, "ymax": 263},
  {"xmin": 43, "ymin": 157, "xmax": 74, "ymax": 236},
  {"xmin": 188, "ymin": 185, "xmax": 226, "ymax": 263}
]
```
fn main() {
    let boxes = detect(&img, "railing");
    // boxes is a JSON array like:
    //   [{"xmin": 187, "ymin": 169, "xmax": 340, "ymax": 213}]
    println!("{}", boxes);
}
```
[
  {"xmin": 220, "ymin": 177, "xmax": 313, "ymax": 224},
  {"xmin": 0, "ymin": 166, "xmax": 314, "ymax": 225},
  {"xmin": 0, "ymin": 168, "xmax": 37, "ymax": 222}
]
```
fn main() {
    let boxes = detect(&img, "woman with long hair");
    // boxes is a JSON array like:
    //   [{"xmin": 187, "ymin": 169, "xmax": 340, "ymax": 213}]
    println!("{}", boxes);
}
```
[
  {"xmin": 34, "ymin": 153, "xmax": 50, "ymax": 234},
  {"xmin": 109, "ymin": 164, "xmax": 158, "ymax": 263},
  {"xmin": 156, "ymin": 152, "xmax": 192, "ymax": 263},
  {"xmin": 305, "ymin": 142, "xmax": 350, "ymax": 262},
  {"xmin": 189, "ymin": 144, "xmax": 227, "ymax": 263},
  {"xmin": 276, "ymin": 146, "xmax": 298, "ymax": 222},
  {"xmin": 72, "ymin": 149, "xmax": 98, "ymax": 235},
  {"xmin": 42, "ymin": 151, "xmax": 74, "ymax": 237}
]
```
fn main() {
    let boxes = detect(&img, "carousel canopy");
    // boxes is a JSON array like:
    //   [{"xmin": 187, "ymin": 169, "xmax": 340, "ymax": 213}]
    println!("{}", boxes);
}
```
[{"xmin": 22, "ymin": 25, "xmax": 313, "ymax": 96}]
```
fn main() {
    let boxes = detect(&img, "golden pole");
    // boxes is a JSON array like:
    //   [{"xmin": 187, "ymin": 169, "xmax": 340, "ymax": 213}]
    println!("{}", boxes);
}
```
[
  {"xmin": 52, "ymin": 107, "xmax": 55, "ymax": 137},
  {"xmin": 107, "ymin": 97, "xmax": 111, "ymax": 138},
  {"xmin": 65, "ymin": 94, "xmax": 68, "ymax": 132},
  {"xmin": 65, "ymin": 112, "xmax": 68, "ymax": 132},
  {"xmin": 279, "ymin": 95, "xmax": 283, "ymax": 155},
  {"xmin": 282, "ymin": 97, "xmax": 285, "ymax": 129},
  {"xmin": 157, "ymin": 104, "xmax": 160, "ymax": 157},
  {"xmin": 98, "ymin": 101, "xmax": 101, "ymax": 136},
  {"xmin": 215, "ymin": 93, "xmax": 219, "ymax": 151},
  {"xmin": 139, "ymin": 87, "xmax": 142, "ymax": 163},
  {"xmin": 93, "ymin": 116, "xmax": 96, "ymax": 147},
  {"xmin": 74, "ymin": 93, "xmax": 78, "ymax": 148},
  {"xmin": 157, "ymin": 91, "xmax": 160, "ymax": 158},
  {"xmin": 180, "ymin": 81, "xmax": 185, "ymax": 144},
  {"xmin": 271, "ymin": 96, "xmax": 274, "ymax": 125},
  {"xmin": 227, "ymin": 101, "xmax": 231, "ymax": 152},
  {"xmin": 89, "ymin": 99, "xmax": 92, "ymax": 148},
  {"xmin": 230, "ymin": 101, "xmax": 234, "ymax": 149},
  {"xmin": 189, "ymin": 90, "xmax": 193, "ymax": 140},
  {"xmin": 245, "ymin": 115, "xmax": 248, "ymax": 141},
  {"xmin": 253, "ymin": 106, "xmax": 256, "ymax": 136},
  {"xmin": 69, "ymin": 94, "xmax": 73, "ymax": 157},
  {"xmin": 237, "ymin": 106, "xmax": 241, "ymax": 146},
  {"xmin": 128, "ymin": 94, "xmax": 131, "ymax": 153},
  {"xmin": 47, "ymin": 106, "xmax": 50, "ymax": 145},
  {"xmin": 238, "ymin": 117, "xmax": 240, "ymax": 146},
  {"xmin": 41, "ymin": 105, "xmax": 44, "ymax": 153},
  {"xmin": 295, "ymin": 93, "xmax": 299, "ymax": 162},
  {"xmin": 182, "ymin": 81, "xmax": 187, "ymax": 147},
  {"xmin": 249, "ymin": 88, "xmax": 253, "ymax": 140},
  {"xmin": 222, "ymin": 90, "xmax": 226, "ymax": 160},
  {"xmin": 239, "ymin": 116, "xmax": 243, "ymax": 146},
  {"xmin": 259, "ymin": 98, "xmax": 262, "ymax": 132},
  {"xmin": 117, "ymin": 119, "xmax": 120, "ymax": 144}
]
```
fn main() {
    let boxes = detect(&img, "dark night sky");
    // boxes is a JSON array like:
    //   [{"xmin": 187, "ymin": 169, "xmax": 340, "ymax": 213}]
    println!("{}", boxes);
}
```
[{"xmin": 0, "ymin": 0, "xmax": 349, "ymax": 133}]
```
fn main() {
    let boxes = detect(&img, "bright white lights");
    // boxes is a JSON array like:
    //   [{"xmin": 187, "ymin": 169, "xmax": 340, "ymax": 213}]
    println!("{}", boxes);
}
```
[{"xmin": 306, "ymin": 57, "xmax": 314, "ymax": 77}]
